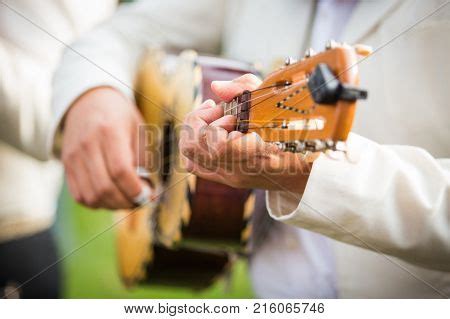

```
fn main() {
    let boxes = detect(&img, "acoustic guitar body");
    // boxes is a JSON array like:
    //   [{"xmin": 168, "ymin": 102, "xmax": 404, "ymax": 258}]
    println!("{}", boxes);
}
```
[{"xmin": 116, "ymin": 50, "xmax": 259, "ymax": 288}]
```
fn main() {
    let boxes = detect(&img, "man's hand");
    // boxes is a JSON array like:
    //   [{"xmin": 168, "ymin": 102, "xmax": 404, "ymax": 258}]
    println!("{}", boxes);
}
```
[
  {"xmin": 179, "ymin": 74, "xmax": 311, "ymax": 193},
  {"xmin": 61, "ymin": 87, "xmax": 150, "ymax": 209}
]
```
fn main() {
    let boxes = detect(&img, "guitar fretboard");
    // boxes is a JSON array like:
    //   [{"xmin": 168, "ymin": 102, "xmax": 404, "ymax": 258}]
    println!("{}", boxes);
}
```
[
  {"xmin": 223, "ymin": 98, "xmax": 240, "ymax": 117},
  {"xmin": 222, "ymin": 91, "xmax": 251, "ymax": 133}
]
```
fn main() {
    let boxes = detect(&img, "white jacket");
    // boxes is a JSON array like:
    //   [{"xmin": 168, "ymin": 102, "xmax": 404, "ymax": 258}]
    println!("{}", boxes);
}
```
[
  {"xmin": 0, "ymin": 0, "xmax": 116, "ymax": 242},
  {"xmin": 51, "ymin": 0, "xmax": 450, "ymax": 298}
]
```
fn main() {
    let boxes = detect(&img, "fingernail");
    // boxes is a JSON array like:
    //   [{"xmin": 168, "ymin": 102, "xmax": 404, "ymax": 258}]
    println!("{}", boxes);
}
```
[
  {"xmin": 132, "ymin": 184, "xmax": 152, "ymax": 206},
  {"xmin": 251, "ymin": 132, "xmax": 263, "ymax": 141},
  {"xmin": 211, "ymin": 80, "xmax": 229, "ymax": 90},
  {"xmin": 136, "ymin": 166, "xmax": 150, "ymax": 178},
  {"xmin": 204, "ymin": 99, "xmax": 216, "ymax": 107}
]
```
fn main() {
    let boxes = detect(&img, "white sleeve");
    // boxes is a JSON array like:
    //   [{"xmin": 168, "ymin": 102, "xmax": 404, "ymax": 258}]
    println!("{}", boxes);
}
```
[
  {"xmin": 267, "ymin": 133, "xmax": 450, "ymax": 271},
  {"xmin": 50, "ymin": 0, "xmax": 225, "ymax": 155},
  {"xmin": 0, "ymin": 40, "xmax": 54, "ymax": 160}
]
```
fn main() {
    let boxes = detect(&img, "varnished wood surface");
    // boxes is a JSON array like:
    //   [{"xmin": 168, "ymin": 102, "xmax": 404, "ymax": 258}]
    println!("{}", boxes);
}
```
[{"xmin": 248, "ymin": 46, "xmax": 359, "ymax": 143}]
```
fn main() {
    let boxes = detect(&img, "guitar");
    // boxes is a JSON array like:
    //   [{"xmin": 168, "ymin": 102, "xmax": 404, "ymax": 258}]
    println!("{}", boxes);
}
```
[{"xmin": 116, "ymin": 41, "xmax": 368, "ymax": 289}]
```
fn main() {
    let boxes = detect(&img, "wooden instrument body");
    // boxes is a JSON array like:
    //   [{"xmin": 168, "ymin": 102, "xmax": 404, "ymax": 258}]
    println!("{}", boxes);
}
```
[
  {"xmin": 247, "ymin": 47, "xmax": 359, "ymax": 143},
  {"xmin": 116, "ymin": 50, "xmax": 259, "ymax": 288}
]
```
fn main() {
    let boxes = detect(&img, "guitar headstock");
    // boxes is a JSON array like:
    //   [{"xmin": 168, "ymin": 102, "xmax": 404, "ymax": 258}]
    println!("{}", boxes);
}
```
[{"xmin": 232, "ymin": 43, "xmax": 368, "ymax": 153}]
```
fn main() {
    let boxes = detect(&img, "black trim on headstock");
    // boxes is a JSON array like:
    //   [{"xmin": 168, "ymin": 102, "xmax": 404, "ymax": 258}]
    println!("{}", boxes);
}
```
[{"xmin": 308, "ymin": 64, "xmax": 367, "ymax": 105}]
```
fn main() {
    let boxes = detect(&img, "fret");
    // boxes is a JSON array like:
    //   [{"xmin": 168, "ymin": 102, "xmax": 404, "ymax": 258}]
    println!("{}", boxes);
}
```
[
  {"xmin": 226, "ymin": 101, "xmax": 230, "ymax": 116},
  {"xmin": 231, "ymin": 99, "xmax": 237, "ymax": 116},
  {"xmin": 223, "ymin": 98, "xmax": 239, "ymax": 117},
  {"xmin": 223, "ymin": 101, "xmax": 230, "ymax": 115}
]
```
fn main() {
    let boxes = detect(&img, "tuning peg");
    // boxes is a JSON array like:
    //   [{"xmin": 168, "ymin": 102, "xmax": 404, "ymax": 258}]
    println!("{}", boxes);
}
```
[
  {"xmin": 304, "ymin": 48, "xmax": 316, "ymax": 58},
  {"xmin": 353, "ymin": 44, "xmax": 373, "ymax": 57},
  {"xmin": 284, "ymin": 57, "xmax": 297, "ymax": 66},
  {"xmin": 325, "ymin": 39, "xmax": 338, "ymax": 50}
]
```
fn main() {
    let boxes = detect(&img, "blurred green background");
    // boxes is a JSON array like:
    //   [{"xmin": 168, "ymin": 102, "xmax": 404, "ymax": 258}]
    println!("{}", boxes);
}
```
[{"xmin": 54, "ymin": 185, "xmax": 254, "ymax": 298}]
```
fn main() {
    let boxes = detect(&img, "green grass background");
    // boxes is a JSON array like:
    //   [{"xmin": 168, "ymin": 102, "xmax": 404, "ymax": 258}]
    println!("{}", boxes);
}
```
[{"xmin": 54, "ymin": 185, "xmax": 254, "ymax": 298}]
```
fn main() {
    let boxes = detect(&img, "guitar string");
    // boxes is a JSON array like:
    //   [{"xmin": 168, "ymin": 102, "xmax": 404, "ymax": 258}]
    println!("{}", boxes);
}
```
[
  {"xmin": 246, "ymin": 82, "xmax": 286, "ymax": 93},
  {"xmin": 227, "ymin": 77, "xmax": 307, "ymax": 112},
  {"xmin": 220, "ymin": 83, "xmax": 295, "ymax": 115},
  {"xmin": 220, "ymin": 85, "xmax": 309, "ymax": 131},
  {"xmin": 237, "ymin": 103, "xmax": 318, "ymax": 124},
  {"xmin": 148, "ymin": 81, "xmax": 304, "ymax": 151},
  {"xmin": 226, "ymin": 84, "xmax": 310, "ymax": 130},
  {"xmin": 152, "ymin": 107, "xmax": 319, "ymax": 160},
  {"xmin": 156, "ymin": 91, "xmax": 317, "ymax": 156},
  {"xmin": 236, "ymin": 85, "xmax": 309, "ymax": 118},
  {"xmin": 239, "ymin": 115, "xmax": 317, "ymax": 123},
  {"xmin": 239, "ymin": 108, "xmax": 319, "ymax": 130},
  {"xmin": 223, "ymin": 78, "xmax": 308, "ymax": 114},
  {"xmin": 152, "ymin": 80, "xmax": 312, "ymax": 150},
  {"xmin": 143, "ymin": 101, "xmax": 324, "ymax": 174},
  {"xmin": 150, "ymin": 81, "xmax": 309, "ymax": 150},
  {"xmin": 228, "ymin": 80, "xmax": 311, "ymax": 119},
  {"xmin": 154, "ymin": 84, "xmax": 315, "ymax": 151},
  {"xmin": 222, "ymin": 82, "xmax": 294, "ymax": 113}
]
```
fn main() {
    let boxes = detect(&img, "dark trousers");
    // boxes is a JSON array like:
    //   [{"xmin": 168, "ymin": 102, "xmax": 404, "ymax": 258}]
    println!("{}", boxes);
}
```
[{"xmin": 0, "ymin": 229, "xmax": 60, "ymax": 298}]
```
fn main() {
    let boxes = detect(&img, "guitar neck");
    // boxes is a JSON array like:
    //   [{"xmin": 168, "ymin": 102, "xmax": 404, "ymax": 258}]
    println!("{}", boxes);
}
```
[{"xmin": 221, "ymin": 90, "xmax": 251, "ymax": 132}]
